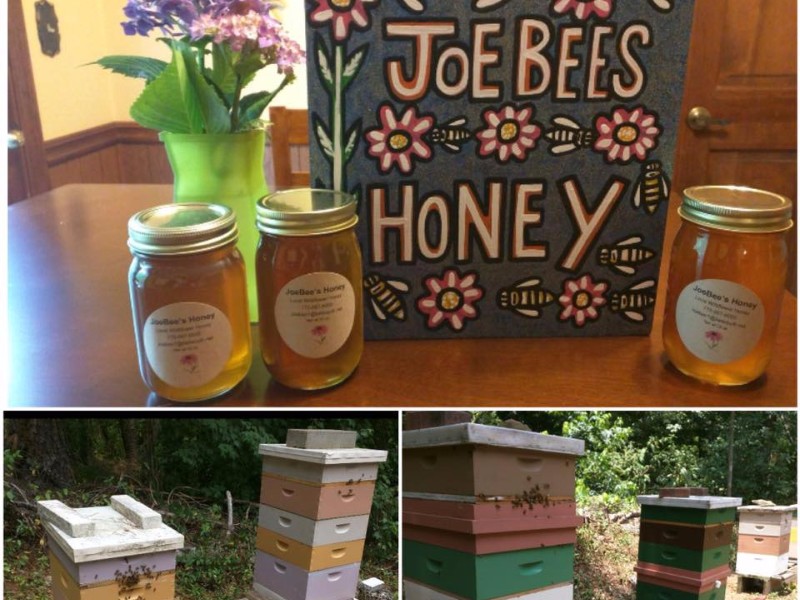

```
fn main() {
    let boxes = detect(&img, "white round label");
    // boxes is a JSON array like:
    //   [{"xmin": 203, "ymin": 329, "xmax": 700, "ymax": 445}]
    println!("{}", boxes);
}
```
[
  {"xmin": 274, "ymin": 272, "xmax": 355, "ymax": 359},
  {"xmin": 143, "ymin": 302, "xmax": 233, "ymax": 388},
  {"xmin": 675, "ymin": 279, "xmax": 764, "ymax": 364}
]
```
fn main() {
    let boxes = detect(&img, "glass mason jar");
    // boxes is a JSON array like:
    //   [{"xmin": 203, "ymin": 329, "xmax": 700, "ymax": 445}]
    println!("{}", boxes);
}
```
[
  {"xmin": 662, "ymin": 186, "xmax": 793, "ymax": 385},
  {"xmin": 256, "ymin": 189, "xmax": 363, "ymax": 390},
  {"xmin": 128, "ymin": 203, "xmax": 252, "ymax": 401}
]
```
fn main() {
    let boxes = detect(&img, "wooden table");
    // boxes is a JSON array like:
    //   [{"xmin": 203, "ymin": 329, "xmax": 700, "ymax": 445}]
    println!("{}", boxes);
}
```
[{"xmin": 8, "ymin": 184, "xmax": 797, "ymax": 407}]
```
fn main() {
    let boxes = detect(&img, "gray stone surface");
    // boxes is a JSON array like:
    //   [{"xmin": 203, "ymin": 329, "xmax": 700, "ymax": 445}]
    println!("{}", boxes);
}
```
[
  {"xmin": 286, "ymin": 429, "xmax": 358, "ymax": 449},
  {"xmin": 402, "ymin": 423, "xmax": 585, "ymax": 456},
  {"xmin": 637, "ymin": 495, "xmax": 743, "ymax": 509}
]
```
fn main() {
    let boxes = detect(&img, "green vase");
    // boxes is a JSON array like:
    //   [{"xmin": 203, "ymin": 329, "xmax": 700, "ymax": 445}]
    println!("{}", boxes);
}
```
[{"xmin": 160, "ymin": 129, "xmax": 268, "ymax": 322}]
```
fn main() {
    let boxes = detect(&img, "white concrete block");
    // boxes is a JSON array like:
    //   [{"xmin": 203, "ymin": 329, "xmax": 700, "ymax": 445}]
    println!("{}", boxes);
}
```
[
  {"xmin": 360, "ymin": 577, "xmax": 384, "ymax": 591},
  {"xmin": 37, "ymin": 500, "xmax": 95, "ymax": 538},
  {"xmin": 110, "ymin": 495, "xmax": 162, "ymax": 529},
  {"xmin": 286, "ymin": 429, "xmax": 358, "ymax": 449}
]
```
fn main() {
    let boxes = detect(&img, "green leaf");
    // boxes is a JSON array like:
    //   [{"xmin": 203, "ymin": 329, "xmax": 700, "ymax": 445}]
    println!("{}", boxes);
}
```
[
  {"xmin": 342, "ymin": 44, "xmax": 367, "ymax": 90},
  {"xmin": 129, "ymin": 45, "xmax": 230, "ymax": 134},
  {"xmin": 209, "ymin": 44, "xmax": 239, "ymax": 100},
  {"xmin": 93, "ymin": 55, "xmax": 168, "ymax": 83},
  {"xmin": 238, "ymin": 73, "xmax": 295, "ymax": 129},
  {"xmin": 175, "ymin": 45, "xmax": 231, "ymax": 133}
]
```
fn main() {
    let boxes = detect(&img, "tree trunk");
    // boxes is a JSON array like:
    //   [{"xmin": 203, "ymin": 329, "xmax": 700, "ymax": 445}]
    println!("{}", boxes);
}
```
[
  {"xmin": 726, "ymin": 412, "xmax": 735, "ymax": 496},
  {"xmin": 7, "ymin": 419, "xmax": 74, "ymax": 488},
  {"xmin": 120, "ymin": 419, "xmax": 140, "ymax": 476}
]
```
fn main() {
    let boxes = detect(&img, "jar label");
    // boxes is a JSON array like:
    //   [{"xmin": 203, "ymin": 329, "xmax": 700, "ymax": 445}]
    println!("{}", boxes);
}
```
[
  {"xmin": 274, "ymin": 272, "xmax": 356, "ymax": 359},
  {"xmin": 675, "ymin": 279, "xmax": 764, "ymax": 364},
  {"xmin": 143, "ymin": 302, "xmax": 233, "ymax": 388}
]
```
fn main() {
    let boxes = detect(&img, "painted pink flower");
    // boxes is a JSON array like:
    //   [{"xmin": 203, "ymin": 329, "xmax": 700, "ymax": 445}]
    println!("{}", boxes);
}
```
[
  {"xmin": 551, "ymin": 0, "xmax": 613, "ymax": 20},
  {"xmin": 417, "ymin": 269, "xmax": 484, "ymax": 332},
  {"xmin": 558, "ymin": 274, "xmax": 607, "ymax": 327},
  {"xmin": 311, "ymin": 325, "xmax": 328, "ymax": 343},
  {"xmin": 308, "ymin": 0, "xmax": 378, "ymax": 41},
  {"xmin": 476, "ymin": 104, "xmax": 542, "ymax": 163},
  {"xmin": 705, "ymin": 330, "xmax": 722, "ymax": 349},
  {"xmin": 366, "ymin": 104, "xmax": 434, "ymax": 174},
  {"xmin": 180, "ymin": 353, "xmax": 199, "ymax": 373},
  {"xmin": 594, "ymin": 106, "xmax": 661, "ymax": 163}
]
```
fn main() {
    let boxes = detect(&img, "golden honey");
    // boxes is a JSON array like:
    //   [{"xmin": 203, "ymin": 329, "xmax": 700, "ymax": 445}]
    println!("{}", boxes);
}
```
[
  {"xmin": 128, "ymin": 203, "xmax": 252, "ymax": 401},
  {"xmin": 663, "ymin": 186, "xmax": 793, "ymax": 385},
  {"xmin": 256, "ymin": 189, "xmax": 363, "ymax": 390}
]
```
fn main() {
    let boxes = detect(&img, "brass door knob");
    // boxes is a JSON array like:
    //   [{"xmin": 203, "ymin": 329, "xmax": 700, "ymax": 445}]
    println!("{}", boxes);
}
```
[
  {"xmin": 686, "ymin": 107, "xmax": 730, "ymax": 131},
  {"xmin": 8, "ymin": 129, "xmax": 25, "ymax": 149}
]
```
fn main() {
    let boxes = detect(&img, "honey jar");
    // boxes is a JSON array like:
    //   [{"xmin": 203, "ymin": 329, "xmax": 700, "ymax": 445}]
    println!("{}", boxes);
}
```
[
  {"xmin": 663, "ymin": 186, "xmax": 793, "ymax": 385},
  {"xmin": 128, "ymin": 203, "xmax": 252, "ymax": 401},
  {"xmin": 255, "ymin": 189, "xmax": 363, "ymax": 390}
]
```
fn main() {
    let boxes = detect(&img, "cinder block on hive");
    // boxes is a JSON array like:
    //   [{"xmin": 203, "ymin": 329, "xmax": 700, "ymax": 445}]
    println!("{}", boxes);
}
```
[{"xmin": 286, "ymin": 429, "xmax": 358, "ymax": 449}]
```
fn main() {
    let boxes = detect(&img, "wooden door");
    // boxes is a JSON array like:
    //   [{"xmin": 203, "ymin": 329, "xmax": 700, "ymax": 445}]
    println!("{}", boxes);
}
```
[
  {"xmin": 8, "ymin": 0, "xmax": 50, "ymax": 204},
  {"xmin": 674, "ymin": 0, "xmax": 797, "ymax": 289}
]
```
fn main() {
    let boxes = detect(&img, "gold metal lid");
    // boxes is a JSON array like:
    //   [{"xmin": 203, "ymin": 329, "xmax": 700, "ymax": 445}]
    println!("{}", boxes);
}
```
[
  {"xmin": 256, "ymin": 189, "xmax": 358, "ymax": 236},
  {"xmin": 680, "ymin": 185, "xmax": 793, "ymax": 233},
  {"xmin": 128, "ymin": 203, "xmax": 238, "ymax": 256}
]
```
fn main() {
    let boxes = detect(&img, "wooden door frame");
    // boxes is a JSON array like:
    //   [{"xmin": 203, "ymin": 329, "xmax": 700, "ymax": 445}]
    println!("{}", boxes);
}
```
[{"xmin": 8, "ymin": 0, "xmax": 51, "ymax": 202}]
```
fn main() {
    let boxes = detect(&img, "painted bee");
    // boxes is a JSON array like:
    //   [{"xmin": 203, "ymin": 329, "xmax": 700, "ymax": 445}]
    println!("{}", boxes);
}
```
[
  {"xmin": 633, "ymin": 160, "xmax": 670, "ymax": 215},
  {"xmin": 497, "ymin": 277, "xmax": 556, "ymax": 319},
  {"xmin": 428, "ymin": 116, "xmax": 472, "ymax": 152},
  {"xmin": 597, "ymin": 235, "xmax": 656, "ymax": 276},
  {"xmin": 364, "ymin": 273, "xmax": 409, "ymax": 322},
  {"xmin": 610, "ymin": 279, "xmax": 656, "ymax": 322},
  {"xmin": 648, "ymin": 0, "xmax": 673, "ymax": 12},
  {"xmin": 544, "ymin": 116, "xmax": 595, "ymax": 155}
]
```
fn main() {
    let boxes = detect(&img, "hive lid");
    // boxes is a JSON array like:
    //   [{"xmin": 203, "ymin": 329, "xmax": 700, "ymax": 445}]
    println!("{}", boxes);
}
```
[
  {"xmin": 637, "ymin": 495, "xmax": 743, "ymax": 509},
  {"xmin": 37, "ymin": 495, "xmax": 184, "ymax": 563},
  {"xmin": 402, "ymin": 423, "xmax": 585, "ymax": 456},
  {"xmin": 738, "ymin": 504, "xmax": 797, "ymax": 514},
  {"xmin": 259, "ymin": 444, "xmax": 388, "ymax": 464}
]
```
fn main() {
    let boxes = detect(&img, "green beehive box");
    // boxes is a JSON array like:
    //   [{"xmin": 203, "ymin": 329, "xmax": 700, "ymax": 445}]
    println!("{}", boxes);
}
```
[
  {"xmin": 637, "ymin": 495, "xmax": 741, "ymax": 526},
  {"xmin": 637, "ymin": 541, "xmax": 730, "ymax": 573},
  {"xmin": 636, "ymin": 580, "xmax": 727, "ymax": 600},
  {"xmin": 403, "ymin": 539, "xmax": 574, "ymax": 600}
]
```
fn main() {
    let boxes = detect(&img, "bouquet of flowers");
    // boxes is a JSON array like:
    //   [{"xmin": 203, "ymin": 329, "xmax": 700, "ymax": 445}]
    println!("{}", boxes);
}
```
[{"xmin": 98, "ymin": 0, "xmax": 305, "ymax": 133}]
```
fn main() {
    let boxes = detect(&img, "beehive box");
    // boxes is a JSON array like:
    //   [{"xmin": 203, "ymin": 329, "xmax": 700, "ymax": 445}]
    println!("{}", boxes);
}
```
[
  {"xmin": 252, "ymin": 431, "xmax": 388, "ymax": 600},
  {"xmin": 38, "ymin": 495, "xmax": 184, "ymax": 600},
  {"xmin": 635, "ymin": 494, "xmax": 741, "ymax": 600},
  {"xmin": 403, "ymin": 423, "xmax": 584, "ymax": 600},
  {"xmin": 736, "ymin": 504, "xmax": 797, "ymax": 578}
]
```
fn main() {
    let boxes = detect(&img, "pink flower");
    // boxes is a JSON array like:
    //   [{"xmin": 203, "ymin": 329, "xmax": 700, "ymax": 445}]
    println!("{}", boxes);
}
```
[
  {"xmin": 705, "ymin": 330, "xmax": 722, "ymax": 348},
  {"xmin": 551, "ymin": 0, "xmax": 614, "ymax": 20},
  {"xmin": 417, "ymin": 269, "xmax": 484, "ymax": 332},
  {"xmin": 366, "ymin": 104, "xmax": 434, "ymax": 174},
  {"xmin": 311, "ymin": 325, "xmax": 328, "ymax": 343},
  {"xmin": 180, "ymin": 353, "xmax": 199, "ymax": 373},
  {"xmin": 309, "ymin": 0, "xmax": 378, "ymax": 41},
  {"xmin": 476, "ymin": 104, "xmax": 542, "ymax": 163},
  {"xmin": 558, "ymin": 274, "xmax": 607, "ymax": 327},
  {"xmin": 594, "ymin": 106, "xmax": 661, "ymax": 163}
]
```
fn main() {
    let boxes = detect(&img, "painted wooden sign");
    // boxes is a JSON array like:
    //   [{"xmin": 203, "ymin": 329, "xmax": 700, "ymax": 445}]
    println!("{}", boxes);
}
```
[{"xmin": 305, "ymin": 0, "xmax": 696, "ymax": 340}]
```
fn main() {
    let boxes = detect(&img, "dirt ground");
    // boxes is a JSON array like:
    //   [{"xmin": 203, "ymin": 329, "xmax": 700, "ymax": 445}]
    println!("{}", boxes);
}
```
[{"xmin": 725, "ymin": 573, "xmax": 797, "ymax": 600}]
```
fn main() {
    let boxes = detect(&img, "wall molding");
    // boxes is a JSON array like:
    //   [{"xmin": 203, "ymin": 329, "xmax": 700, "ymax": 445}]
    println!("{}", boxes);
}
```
[{"xmin": 44, "ymin": 121, "xmax": 160, "ymax": 167}]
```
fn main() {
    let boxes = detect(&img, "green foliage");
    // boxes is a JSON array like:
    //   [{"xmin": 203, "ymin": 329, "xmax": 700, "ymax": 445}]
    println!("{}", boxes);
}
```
[
  {"xmin": 562, "ymin": 412, "xmax": 648, "ymax": 507},
  {"xmin": 93, "ymin": 55, "xmax": 167, "ymax": 82}
]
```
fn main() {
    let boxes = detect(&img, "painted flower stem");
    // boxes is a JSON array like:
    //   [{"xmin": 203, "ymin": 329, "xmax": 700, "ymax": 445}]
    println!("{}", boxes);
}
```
[{"xmin": 333, "ymin": 43, "xmax": 345, "ymax": 191}]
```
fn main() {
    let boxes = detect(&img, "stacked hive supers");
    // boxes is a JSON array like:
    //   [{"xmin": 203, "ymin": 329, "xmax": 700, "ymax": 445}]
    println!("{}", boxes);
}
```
[
  {"xmin": 251, "ymin": 429, "xmax": 389, "ymax": 600},
  {"xmin": 37, "ymin": 494, "xmax": 184, "ymax": 600},
  {"xmin": 736, "ymin": 505, "xmax": 796, "ymax": 578},
  {"xmin": 403, "ymin": 423, "xmax": 585, "ymax": 600},
  {"xmin": 635, "ymin": 493, "xmax": 742, "ymax": 600}
]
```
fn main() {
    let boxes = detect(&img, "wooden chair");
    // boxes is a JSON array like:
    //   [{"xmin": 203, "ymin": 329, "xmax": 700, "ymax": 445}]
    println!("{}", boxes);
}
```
[{"xmin": 269, "ymin": 106, "xmax": 310, "ymax": 188}]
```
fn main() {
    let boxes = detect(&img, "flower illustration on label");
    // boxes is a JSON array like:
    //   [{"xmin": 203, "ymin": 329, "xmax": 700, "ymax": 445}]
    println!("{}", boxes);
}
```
[
  {"xmin": 311, "ymin": 325, "xmax": 329, "ymax": 344},
  {"xmin": 551, "ymin": 0, "xmax": 614, "ymax": 20},
  {"xmin": 476, "ymin": 104, "xmax": 542, "ymax": 163},
  {"xmin": 594, "ymin": 106, "xmax": 661, "ymax": 163},
  {"xmin": 180, "ymin": 353, "xmax": 199, "ymax": 374},
  {"xmin": 705, "ymin": 330, "xmax": 723, "ymax": 350}
]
